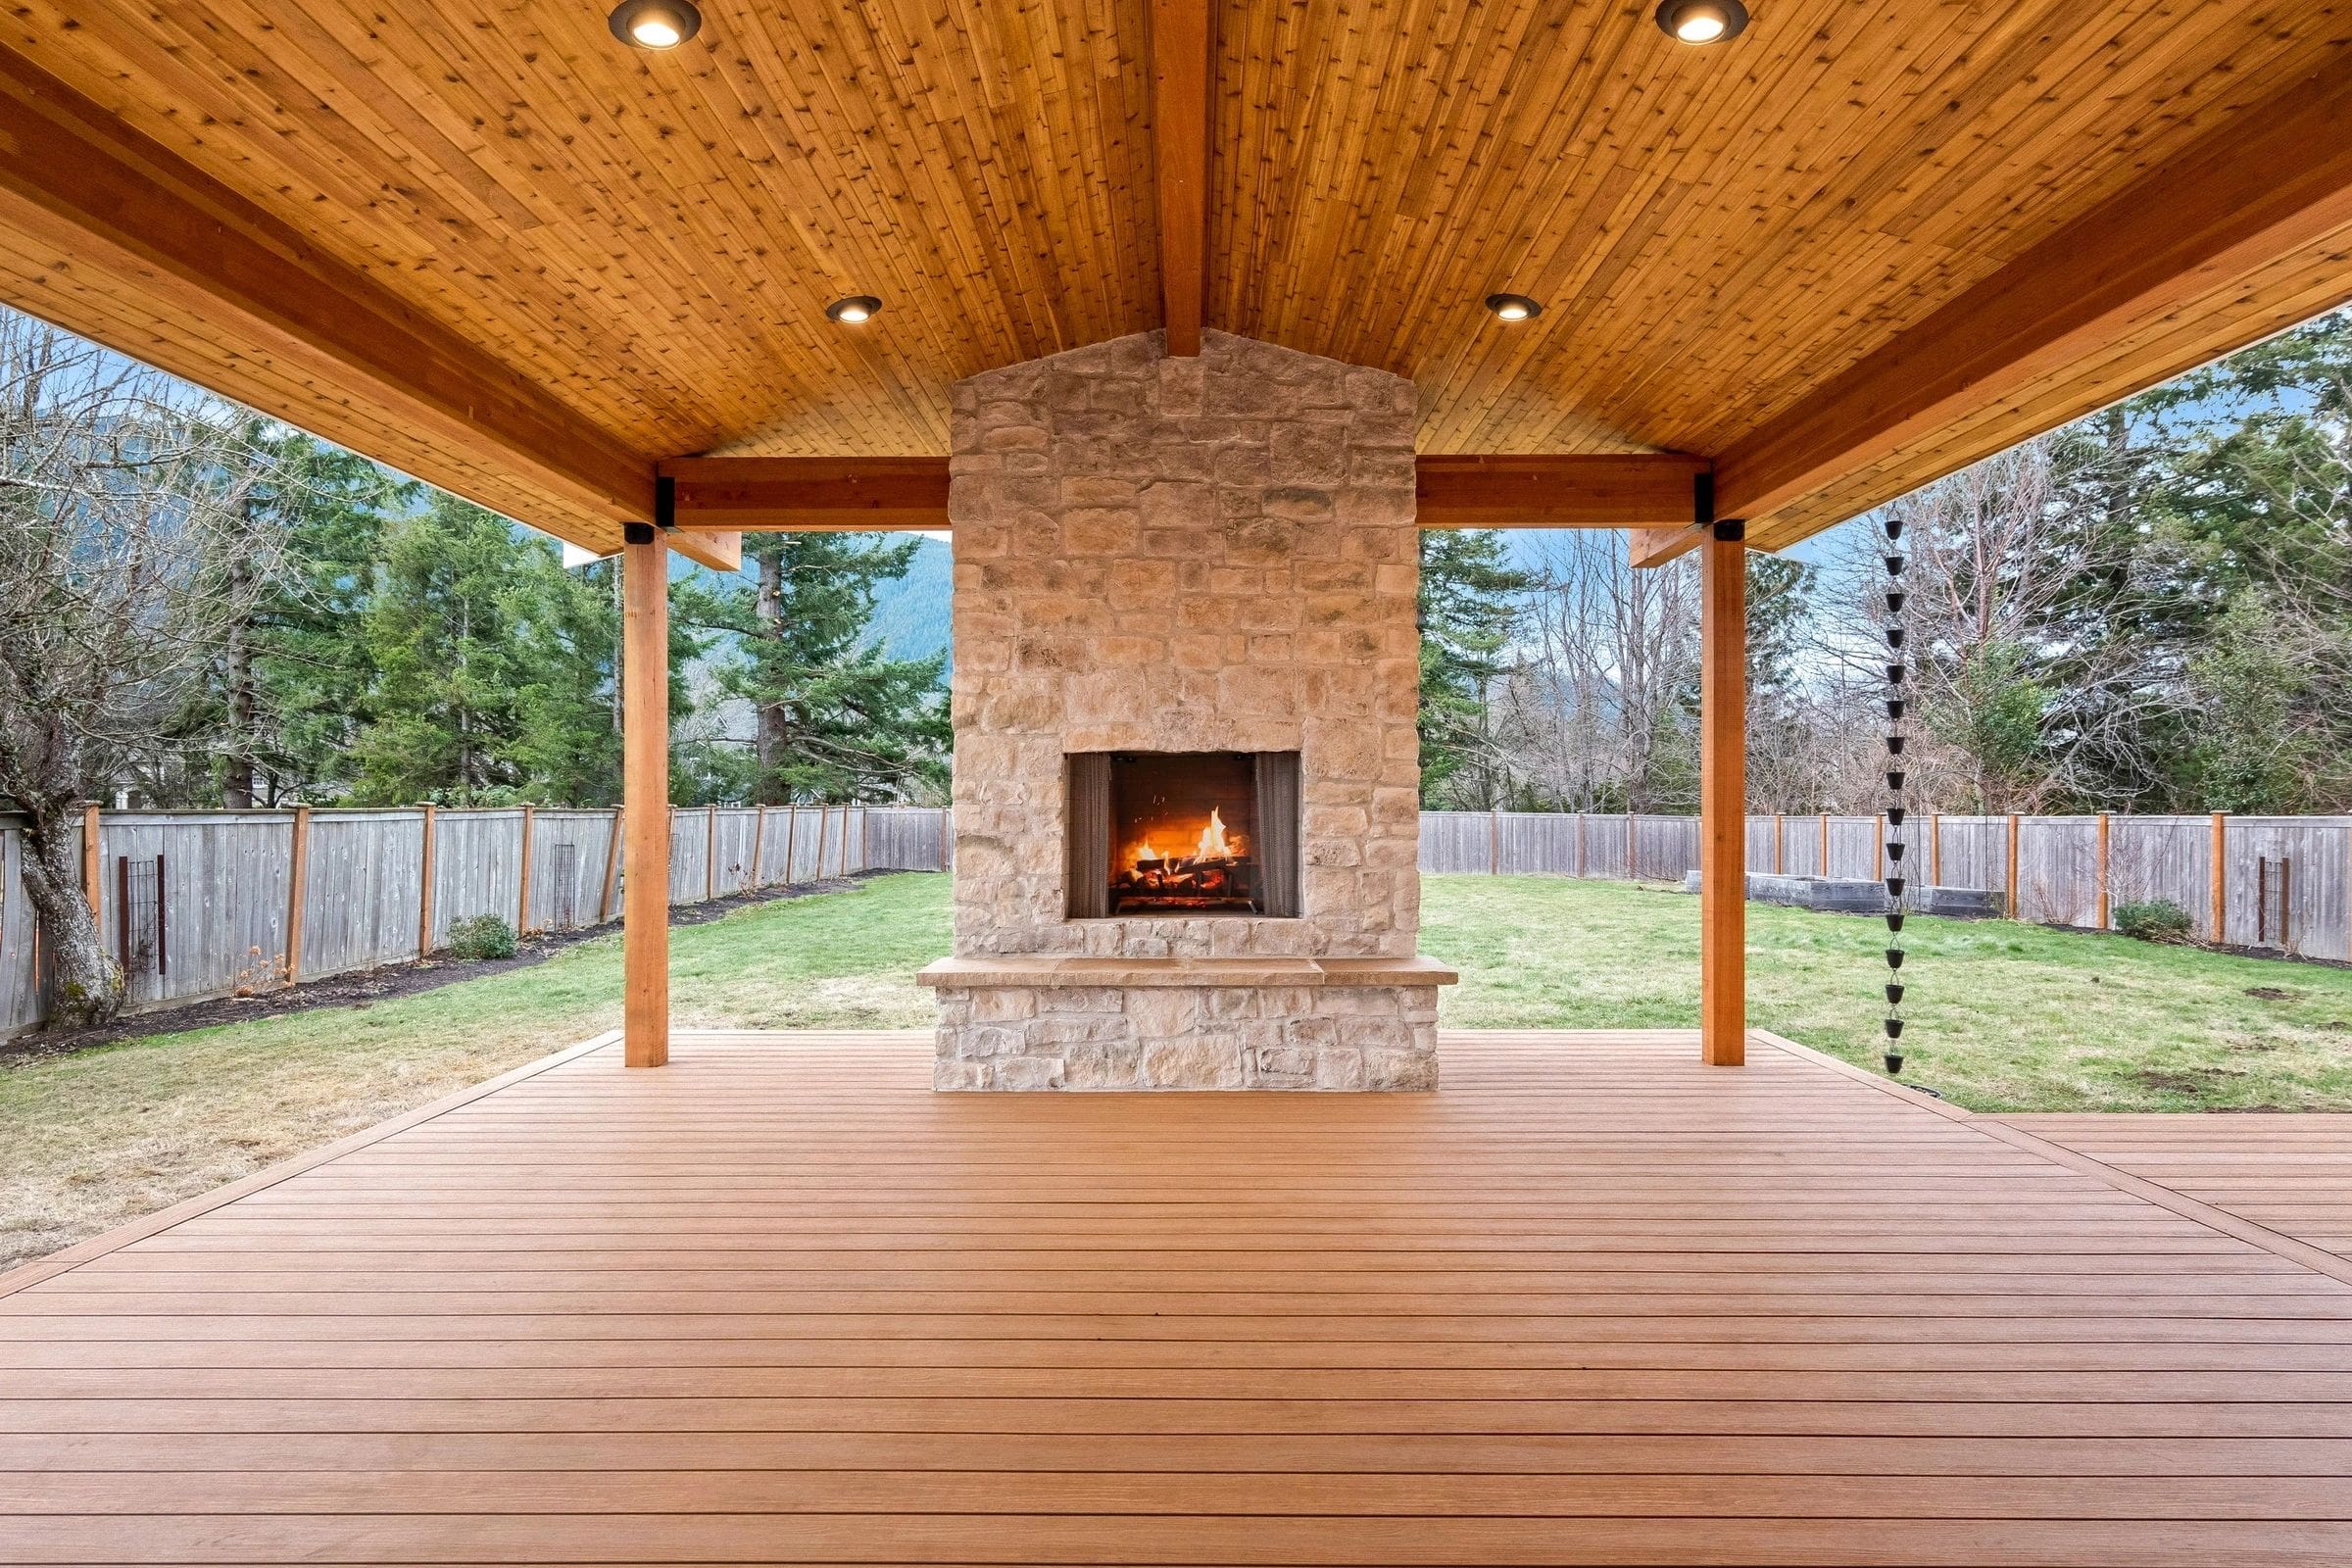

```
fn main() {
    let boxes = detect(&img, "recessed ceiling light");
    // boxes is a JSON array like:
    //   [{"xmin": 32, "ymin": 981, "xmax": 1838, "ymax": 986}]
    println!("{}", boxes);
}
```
[
  {"xmin": 1654, "ymin": 0, "xmax": 1748, "ymax": 43},
  {"xmin": 1484, "ymin": 293, "xmax": 1543, "ymax": 322},
  {"xmin": 825, "ymin": 295, "xmax": 883, "ymax": 324},
  {"xmin": 609, "ymin": 0, "xmax": 701, "ymax": 49}
]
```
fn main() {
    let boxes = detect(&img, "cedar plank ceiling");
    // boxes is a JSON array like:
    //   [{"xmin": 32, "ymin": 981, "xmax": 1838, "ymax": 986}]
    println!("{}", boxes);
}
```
[{"xmin": 0, "ymin": 0, "xmax": 2347, "ymax": 552}]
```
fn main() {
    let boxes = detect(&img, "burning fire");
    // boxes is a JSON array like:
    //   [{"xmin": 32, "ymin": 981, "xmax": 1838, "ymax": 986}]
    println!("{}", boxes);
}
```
[{"xmin": 1123, "ymin": 808, "xmax": 1246, "ymax": 874}]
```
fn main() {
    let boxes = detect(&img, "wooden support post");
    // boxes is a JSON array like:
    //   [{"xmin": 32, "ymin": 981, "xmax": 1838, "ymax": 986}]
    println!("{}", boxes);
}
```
[
  {"xmin": 1819, "ymin": 812, "xmax": 1830, "ymax": 877},
  {"xmin": 1773, "ymin": 813, "xmax": 1784, "ymax": 875},
  {"xmin": 861, "ymin": 806, "xmax": 872, "ymax": 873},
  {"xmin": 2210, "ymin": 810, "xmax": 2228, "ymax": 945},
  {"xmin": 1698, "ymin": 526, "xmax": 1746, "ymax": 1067},
  {"xmin": 598, "ymin": 807, "xmax": 623, "ymax": 924},
  {"xmin": 782, "ymin": 806, "xmax": 800, "ymax": 885},
  {"xmin": 515, "ymin": 804, "xmax": 536, "ymax": 935},
  {"xmin": 705, "ymin": 804, "xmax": 717, "ymax": 903},
  {"xmin": 1929, "ymin": 812, "xmax": 1942, "ymax": 886},
  {"xmin": 284, "ymin": 805, "xmax": 312, "ymax": 983},
  {"xmin": 1576, "ymin": 813, "xmax": 1587, "ymax": 878},
  {"xmin": 1875, "ymin": 813, "xmax": 1886, "ymax": 882},
  {"xmin": 1624, "ymin": 812, "xmax": 1635, "ymax": 880},
  {"xmin": 2007, "ymin": 812, "xmax": 2023, "ymax": 919},
  {"xmin": 2095, "ymin": 812, "xmax": 2112, "ymax": 929},
  {"xmin": 750, "ymin": 804, "xmax": 766, "ymax": 889},
  {"xmin": 416, "ymin": 804, "xmax": 437, "ymax": 958},
  {"xmin": 80, "ymin": 802, "xmax": 100, "ymax": 930},
  {"xmin": 1489, "ymin": 808, "xmax": 1500, "ymax": 874},
  {"xmin": 622, "ymin": 522, "xmax": 671, "ymax": 1069}
]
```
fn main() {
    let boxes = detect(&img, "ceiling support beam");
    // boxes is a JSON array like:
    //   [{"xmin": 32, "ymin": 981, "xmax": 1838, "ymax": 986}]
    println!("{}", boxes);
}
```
[
  {"xmin": 662, "ymin": 458, "xmax": 956, "ymax": 531},
  {"xmin": 0, "ymin": 44, "xmax": 656, "ymax": 550},
  {"xmin": 1416, "ymin": 455, "xmax": 1709, "ymax": 532},
  {"xmin": 1149, "ymin": 0, "xmax": 1214, "ymax": 356},
  {"xmin": 1715, "ymin": 55, "xmax": 2352, "ymax": 546},
  {"xmin": 665, "ymin": 454, "xmax": 1717, "ymax": 533}
]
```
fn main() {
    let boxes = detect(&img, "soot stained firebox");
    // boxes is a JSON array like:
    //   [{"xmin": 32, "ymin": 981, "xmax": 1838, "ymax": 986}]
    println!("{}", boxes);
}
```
[{"xmin": 1065, "ymin": 751, "xmax": 1301, "ymax": 919}]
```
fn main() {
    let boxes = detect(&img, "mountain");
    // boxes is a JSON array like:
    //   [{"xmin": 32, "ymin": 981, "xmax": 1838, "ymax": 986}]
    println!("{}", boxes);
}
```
[{"xmin": 865, "ymin": 534, "xmax": 954, "ymax": 664}]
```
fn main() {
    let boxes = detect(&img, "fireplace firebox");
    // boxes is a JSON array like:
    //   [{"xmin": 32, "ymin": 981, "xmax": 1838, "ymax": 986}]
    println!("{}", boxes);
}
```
[{"xmin": 1066, "ymin": 751, "xmax": 1301, "ymax": 918}]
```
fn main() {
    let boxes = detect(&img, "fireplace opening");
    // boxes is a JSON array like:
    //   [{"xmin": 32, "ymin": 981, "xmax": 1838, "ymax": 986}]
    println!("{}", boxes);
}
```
[{"xmin": 1065, "ymin": 751, "xmax": 1300, "ymax": 918}]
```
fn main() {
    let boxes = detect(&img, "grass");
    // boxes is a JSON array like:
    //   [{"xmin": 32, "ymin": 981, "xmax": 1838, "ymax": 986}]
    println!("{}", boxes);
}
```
[{"xmin": 7, "ymin": 868, "xmax": 2351, "ymax": 1270}]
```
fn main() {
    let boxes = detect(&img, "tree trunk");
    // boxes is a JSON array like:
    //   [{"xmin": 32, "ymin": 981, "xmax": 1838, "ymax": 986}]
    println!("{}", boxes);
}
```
[
  {"xmin": 221, "ymin": 619, "xmax": 257, "ymax": 809},
  {"xmin": 17, "ymin": 802, "xmax": 122, "ymax": 1026},
  {"xmin": 754, "ymin": 549, "xmax": 788, "ymax": 806}
]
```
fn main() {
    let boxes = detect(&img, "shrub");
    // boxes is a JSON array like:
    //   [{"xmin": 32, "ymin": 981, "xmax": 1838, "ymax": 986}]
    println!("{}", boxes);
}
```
[
  {"xmin": 2115, "ymin": 899, "xmax": 2192, "ymax": 944},
  {"xmin": 445, "ymin": 913, "xmax": 518, "ymax": 961}
]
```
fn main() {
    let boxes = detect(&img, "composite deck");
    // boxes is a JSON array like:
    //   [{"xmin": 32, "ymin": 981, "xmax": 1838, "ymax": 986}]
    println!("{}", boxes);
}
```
[{"xmin": 3, "ymin": 1028, "xmax": 2351, "ymax": 1566}]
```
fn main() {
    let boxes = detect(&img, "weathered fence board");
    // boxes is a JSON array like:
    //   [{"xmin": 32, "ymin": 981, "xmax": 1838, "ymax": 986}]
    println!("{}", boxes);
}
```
[
  {"xmin": 0, "ymin": 804, "xmax": 890, "ymax": 1037},
  {"xmin": 12, "ymin": 803, "xmax": 2352, "ymax": 1038}
]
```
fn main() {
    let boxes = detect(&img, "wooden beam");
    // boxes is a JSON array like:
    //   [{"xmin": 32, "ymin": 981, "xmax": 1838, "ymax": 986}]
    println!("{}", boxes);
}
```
[
  {"xmin": 1149, "ymin": 0, "xmax": 1214, "ymax": 356},
  {"xmin": 1718, "ymin": 55, "xmax": 2352, "ymax": 547},
  {"xmin": 0, "ymin": 45, "xmax": 656, "ymax": 551},
  {"xmin": 1631, "ymin": 525, "xmax": 1702, "ymax": 569},
  {"xmin": 664, "ymin": 455, "xmax": 1717, "ymax": 534},
  {"xmin": 663, "ymin": 459, "xmax": 952, "ymax": 532},
  {"xmin": 1698, "ymin": 528, "xmax": 1746, "ymax": 1067},
  {"xmin": 669, "ymin": 530, "xmax": 742, "ymax": 573},
  {"xmin": 1416, "ymin": 455, "xmax": 1707, "ymax": 531},
  {"xmin": 622, "ymin": 526, "xmax": 671, "ymax": 1069}
]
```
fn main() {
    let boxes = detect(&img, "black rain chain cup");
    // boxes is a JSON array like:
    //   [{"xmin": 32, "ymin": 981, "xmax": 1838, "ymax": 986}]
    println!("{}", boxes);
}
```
[{"xmin": 1881, "ymin": 516, "xmax": 1910, "ymax": 1074}]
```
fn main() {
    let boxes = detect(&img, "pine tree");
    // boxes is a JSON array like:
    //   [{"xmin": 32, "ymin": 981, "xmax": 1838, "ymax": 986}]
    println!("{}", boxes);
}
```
[
  {"xmin": 350, "ymin": 496, "xmax": 533, "ymax": 805},
  {"xmin": 702, "ymin": 533, "xmax": 948, "ymax": 804},
  {"xmin": 1417, "ymin": 530, "xmax": 1534, "ymax": 807}
]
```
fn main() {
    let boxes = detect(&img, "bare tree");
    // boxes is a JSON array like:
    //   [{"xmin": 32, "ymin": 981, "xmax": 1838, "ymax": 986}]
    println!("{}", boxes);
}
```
[
  {"xmin": 0, "ymin": 315, "xmax": 276, "ymax": 1024},
  {"xmin": 1491, "ymin": 532, "xmax": 1700, "ymax": 810}
]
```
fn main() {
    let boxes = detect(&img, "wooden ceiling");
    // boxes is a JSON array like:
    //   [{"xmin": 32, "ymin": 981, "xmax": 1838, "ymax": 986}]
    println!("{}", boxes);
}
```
[{"xmin": 0, "ymin": 0, "xmax": 2344, "ymax": 554}]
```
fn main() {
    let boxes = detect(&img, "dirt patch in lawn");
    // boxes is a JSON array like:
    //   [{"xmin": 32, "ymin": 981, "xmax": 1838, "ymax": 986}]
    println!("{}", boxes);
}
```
[{"xmin": 2, "ymin": 875, "xmax": 874, "ymax": 1067}]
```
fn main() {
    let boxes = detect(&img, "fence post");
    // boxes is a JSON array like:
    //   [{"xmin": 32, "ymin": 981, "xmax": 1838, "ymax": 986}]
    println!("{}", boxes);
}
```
[
  {"xmin": 80, "ymin": 802, "xmax": 101, "ymax": 932},
  {"xmin": 2211, "ymin": 811, "xmax": 2228, "ymax": 944},
  {"xmin": 2095, "ymin": 812, "xmax": 2111, "ymax": 930},
  {"xmin": 599, "ymin": 807, "xmax": 623, "ymax": 923},
  {"xmin": 750, "ymin": 804, "xmax": 766, "ymax": 889},
  {"xmin": 1773, "ymin": 813, "xmax": 1784, "ymax": 874},
  {"xmin": 1875, "ymin": 813, "xmax": 1886, "ymax": 882},
  {"xmin": 705, "ymin": 805, "xmax": 717, "ymax": 903},
  {"xmin": 416, "ymin": 803, "xmax": 437, "ymax": 958},
  {"xmin": 1576, "ymin": 813, "xmax": 1587, "ymax": 878},
  {"xmin": 1818, "ymin": 813, "xmax": 1829, "ymax": 877},
  {"xmin": 1929, "ymin": 812, "xmax": 1941, "ymax": 886},
  {"xmin": 1624, "ymin": 812, "xmax": 1635, "ymax": 880},
  {"xmin": 2007, "ymin": 812, "xmax": 2022, "ymax": 919},
  {"xmin": 783, "ymin": 807, "xmax": 800, "ymax": 885},
  {"xmin": 515, "ymin": 804, "xmax": 536, "ymax": 935},
  {"xmin": 285, "ymin": 805, "xmax": 312, "ymax": 983},
  {"xmin": 861, "ymin": 806, "xmax": 873, "ymax": 873},
  {"xmin": 1489, "ymin": 808, "xmax": 1500, "ymax": 875},
  {"xmin": 939, "ymin": 808, "xmax": 952, "ymax": 873}
]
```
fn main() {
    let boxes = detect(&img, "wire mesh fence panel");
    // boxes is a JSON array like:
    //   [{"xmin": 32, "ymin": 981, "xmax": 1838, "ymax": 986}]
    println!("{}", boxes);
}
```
[{"xmin": 527, "ymin": 810, "xmax": 618, "ymax": 933}]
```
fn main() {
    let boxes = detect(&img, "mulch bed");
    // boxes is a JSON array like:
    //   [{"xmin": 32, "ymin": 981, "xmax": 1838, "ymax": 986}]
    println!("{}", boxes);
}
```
[{"xmin": 1, "ymin": 875, "xmax": 874, "ymax": 1066}]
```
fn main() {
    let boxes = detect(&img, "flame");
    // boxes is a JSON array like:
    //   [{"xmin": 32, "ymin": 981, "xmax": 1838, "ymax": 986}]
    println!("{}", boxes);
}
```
[
  {"xmin": 1135, "ymin": 838, "xmax": 1161, "ymax": 863},
  {"xmin": 1196, "ymin": 807, "xmax": 1232, "ymax": 860}
]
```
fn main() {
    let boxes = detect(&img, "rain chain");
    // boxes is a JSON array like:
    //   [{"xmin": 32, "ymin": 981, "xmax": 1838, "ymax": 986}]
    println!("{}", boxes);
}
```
[{"xmin": 1881, "ymin": 516, "xmax": 1910, "ymax": 1075}]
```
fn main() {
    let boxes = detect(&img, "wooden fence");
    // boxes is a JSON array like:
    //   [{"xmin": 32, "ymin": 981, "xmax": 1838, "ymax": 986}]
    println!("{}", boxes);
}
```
[
  {"xmin": 1417, "ymin": 809, "xmax": 2352, "ymax": 962},
  {"xmin": 7, "ymin": 803, "xmax": 2344, "ymax": 1036},
  {"xmin": 1, "ymin": 803, "xmax": 884, "ymax": 1037}
]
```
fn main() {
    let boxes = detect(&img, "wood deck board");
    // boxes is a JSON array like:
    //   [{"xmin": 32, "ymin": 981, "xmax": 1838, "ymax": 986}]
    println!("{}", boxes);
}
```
[{"xmin": 2, "ymin": 1029, "xmax": 2348, "ymax": 1565}]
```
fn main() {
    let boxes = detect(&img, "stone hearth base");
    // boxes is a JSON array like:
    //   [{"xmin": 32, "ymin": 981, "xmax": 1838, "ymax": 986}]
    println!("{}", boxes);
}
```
[{"xmin": 918, "ymin": 956, "xmax": 1453, "ymax": 1091}]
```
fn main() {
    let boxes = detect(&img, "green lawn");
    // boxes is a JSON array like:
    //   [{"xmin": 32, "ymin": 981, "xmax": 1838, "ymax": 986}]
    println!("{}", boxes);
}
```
[{"xmin": 8, "ymin": 869, "xmax": 2351, "ymax": 1270}]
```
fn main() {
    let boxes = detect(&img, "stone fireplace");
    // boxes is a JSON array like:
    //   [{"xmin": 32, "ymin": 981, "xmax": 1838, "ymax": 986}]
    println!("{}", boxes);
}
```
[{"xmin": 916, "ymin": 330, "xmax": 1455, "ymax": 1090}]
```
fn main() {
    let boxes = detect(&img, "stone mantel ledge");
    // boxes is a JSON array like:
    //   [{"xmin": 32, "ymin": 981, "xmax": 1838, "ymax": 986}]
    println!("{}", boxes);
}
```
[{"xmin": 916, "ymin": 955, "xmax": 1459, "ymax": 989}]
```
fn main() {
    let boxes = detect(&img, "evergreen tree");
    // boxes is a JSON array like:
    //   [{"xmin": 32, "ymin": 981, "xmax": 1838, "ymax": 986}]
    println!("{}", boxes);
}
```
[
  {"xmin": 701, "ymin": 533, "xmax": 949, "ymax": 804},
  {"xmin": 191, "ymin": 429, "xmax": 412, "ymax": 805},
  {"xmin": 508, "ymin": 551, "xmax": 624, "ymax": 807},
  {"xmin": 350, "ymin": 496, "xmax": 534, "ymax": 804},
  {"xmin": 1417, "ymin": 530, "xmax": 1535, "ymax": 807}
]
